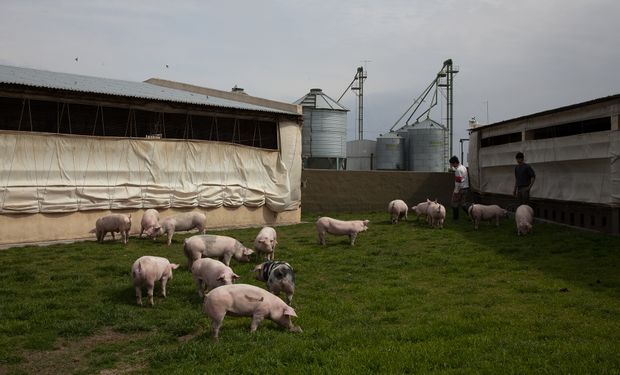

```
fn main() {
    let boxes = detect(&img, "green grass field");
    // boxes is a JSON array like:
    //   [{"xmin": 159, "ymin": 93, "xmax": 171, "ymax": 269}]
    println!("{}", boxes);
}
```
[{"xmin": 1, "ymin": 212, "xmax": 619, "ymax": 374}]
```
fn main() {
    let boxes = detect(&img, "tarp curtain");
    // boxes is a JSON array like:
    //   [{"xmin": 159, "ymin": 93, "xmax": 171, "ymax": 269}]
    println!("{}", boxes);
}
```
[
  {"xmin": 468, "ymin": 130, "xmax": 620, "ymax": 205},
  {"xmin": 0, "ymin": 131, "xmax": 299, "ymax": 213}
]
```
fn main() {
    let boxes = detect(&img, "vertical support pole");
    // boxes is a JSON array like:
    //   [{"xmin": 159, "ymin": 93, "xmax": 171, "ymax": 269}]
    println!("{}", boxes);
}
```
[
  {"xmin": 446, "ymin": 60, "xmax": 454, "ymax": 163},
  {"xmin": 357, "ymin": 66, "xmax": 365, "ymax": 140}
]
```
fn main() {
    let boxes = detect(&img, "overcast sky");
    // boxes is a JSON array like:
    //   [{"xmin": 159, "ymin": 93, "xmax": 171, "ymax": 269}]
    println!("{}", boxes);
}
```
[{"xmin": 2, "ymin": 0, "xmax": 619, "ymax": 164}]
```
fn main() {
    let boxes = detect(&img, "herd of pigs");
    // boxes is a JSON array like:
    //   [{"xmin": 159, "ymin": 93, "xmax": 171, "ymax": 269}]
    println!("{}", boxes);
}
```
[
  {"xmin": 396, "ymin": 199, "xmax": 534, "ymax": 235},
  {"xmin": 89, "ymin": 199, "xmax": 533, "ymax": 340}
]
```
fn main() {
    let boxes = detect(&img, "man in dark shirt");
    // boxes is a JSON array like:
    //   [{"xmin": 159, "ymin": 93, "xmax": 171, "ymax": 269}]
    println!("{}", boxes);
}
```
[{"xmin": 513, "ymin": 152, "xmax": 536, "ymax": 205}]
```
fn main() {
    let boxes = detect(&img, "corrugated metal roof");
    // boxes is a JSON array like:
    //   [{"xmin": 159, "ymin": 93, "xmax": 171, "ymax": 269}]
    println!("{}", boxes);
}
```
[
  {"xmin": 0, "ymin": 64, "xmax": 298, "ymax": 115},
  {"xmin": 293, "ymin": 88, "xmax": 349, "ymax": 111}
]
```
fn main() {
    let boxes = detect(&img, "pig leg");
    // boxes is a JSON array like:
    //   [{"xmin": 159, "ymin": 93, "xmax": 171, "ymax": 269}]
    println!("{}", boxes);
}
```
[
  {"xmin": 285, "ymin": 291, "xmax": 293, "ymax": 305},
  {"xmin": 221, "ymin": 254, "xmax": 232, "ymax": 267},
  {"xmin": 206, "ymin": 306, "xmax": 227, "ymax": 340},
  {"xmin": 250, "ymin": 313, "xmax": 266, "ymax": 332},
  {"xmin": 135, "ymin": 286, "xmax": 143, "ymax": 306},
  {"xmin": 146, "ymin": 282, "xmax": 155, "ymax": 307},
  {"xmin": 495, "ymin": 216, "xmax": 500, "ymax": 226},
  {"xmin": 166, "ymin": 230, "xmax": 174, "ymax": 246},
  {"xmin": 160, "ymin": 276, "xmax": 169, "ymax": 298},
  {"xmin": 349, "ymin": 233, "xmax": 358, "ymax": 246},
  {"xmin": 270, "ymin": 284, "xmax": 282, "ymax": 298},
  {"xmin": 318, "ymin": 230, "xmax": 326, "ymax": 245},
  {"xmin": 194, "ymin": 276, "xmax": 205, "ymax": 298},
  {"xmin": 211, "ymin": 317, "xmax": 224, "ymax": 340}
]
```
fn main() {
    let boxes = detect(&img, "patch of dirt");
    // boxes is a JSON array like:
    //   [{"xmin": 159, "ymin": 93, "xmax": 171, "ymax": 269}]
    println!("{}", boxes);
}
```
[{"xmin": 0, "ymin": 328, "xmax": 148, "ymax": 375}]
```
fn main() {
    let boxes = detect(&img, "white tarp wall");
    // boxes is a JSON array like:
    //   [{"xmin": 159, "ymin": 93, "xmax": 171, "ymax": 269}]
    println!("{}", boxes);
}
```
[
  {"xmin": 468, "ymin": 130, "xmax": 620, "ymax": 205},
  {"xmin": 0, "ymin": 129, "xmax": 301, "ymax": 214}
]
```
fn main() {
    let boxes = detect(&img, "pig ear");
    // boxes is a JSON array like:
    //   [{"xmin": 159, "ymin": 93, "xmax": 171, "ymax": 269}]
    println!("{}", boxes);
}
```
[
  {"xmin": 283, "ymin": 306, "xmax": 297, "ymax": 317},
  {"xmin": 170, "ymin": 263, "xmax": 180, "ymax": 270},
  {"xmin": 252, "ymin": 264, "xmax": 262, "ymax": 272},
  {"xmin": 232, "ymin": 273, "xmax": 240, "ymax": 280},
  {"xmin": 244, "ymin": 248, "xmax": 254, "ymax": 255}
]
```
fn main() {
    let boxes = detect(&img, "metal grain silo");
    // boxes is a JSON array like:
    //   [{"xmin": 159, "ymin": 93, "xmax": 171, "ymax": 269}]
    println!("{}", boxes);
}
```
[
  {"xmin": 294, "ymin": 88, "xmax": 349, "ymax": 170},
  {"xmin": 346, "ymin": 139, "xmax": 376, "ymax": 170},
  {"xmin": 375, "ymin": 132, "xmax": 405, "ymax": 170},
  {"xmin": 407, "ymin": 119, "xmax": 446, "ymax": 172}
]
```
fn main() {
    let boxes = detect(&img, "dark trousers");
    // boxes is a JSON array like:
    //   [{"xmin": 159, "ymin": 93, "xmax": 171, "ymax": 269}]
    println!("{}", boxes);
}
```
[
  {"xmin": 451, "ymin": 188, "xmax": 471, "ymax": 219},
  {"xmin": 516, "ymin": 186, "xmax": 531, "ymax": 205}
]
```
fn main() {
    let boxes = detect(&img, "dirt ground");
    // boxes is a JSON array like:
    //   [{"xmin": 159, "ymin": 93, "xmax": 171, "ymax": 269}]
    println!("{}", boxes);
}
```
[{"xmin": 0, "ymin": 328, "xmax": 148, "ymax": 375}]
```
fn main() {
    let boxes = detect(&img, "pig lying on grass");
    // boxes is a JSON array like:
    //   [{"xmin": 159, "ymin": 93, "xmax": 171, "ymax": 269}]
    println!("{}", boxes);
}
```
[
  {"xmin": 316, "ymin": 217, "xmax": 369, "ymax": 246},
  {"xmin": 191, "ymin": 258, "xmax": 239, "ymax": 298},
  {"xmin": 388, "ymin": 199, "xmax": 408, "ymax": 224},
  {"xmin": 131, "ymin": 256, "xmax": 179, "ymax": 307},
  {"xmin": 515, "ymin": 204, "xmax": 534, "ymax": 236},
  {"xmin": 90, "ymin": 213, "xmax": 132, "ymax": 244},
  {"xmin": 183, "ymin": 234, "xmax": 253, "ymax": 269},
  {"xmin": 253, "ymin": 226, "xmax": 278, "ymax": 261},
  {"xmin": 203, "ymin": 284, "xmax": 302, "ymax": 340}
]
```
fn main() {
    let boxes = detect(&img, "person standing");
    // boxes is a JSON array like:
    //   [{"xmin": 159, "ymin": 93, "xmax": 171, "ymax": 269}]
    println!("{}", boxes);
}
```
[
  {"xmin": 513, "ymin": 152, "xmax": 536, "ymax": 205},
  {"xmin": 449, "ymin": 156, "xmax": 470, "ymax": 220}
]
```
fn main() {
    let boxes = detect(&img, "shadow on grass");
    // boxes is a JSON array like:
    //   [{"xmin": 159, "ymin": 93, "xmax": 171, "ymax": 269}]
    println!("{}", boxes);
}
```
[{"xmin": 454, "ymin": 217, "xmax": 620, "ymax": 297}]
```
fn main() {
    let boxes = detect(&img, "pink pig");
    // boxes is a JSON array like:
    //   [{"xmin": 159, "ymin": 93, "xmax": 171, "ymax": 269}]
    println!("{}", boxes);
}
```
[
  {"xmin": 203, "ymin": 283, "xmax": 302, "ymax": 340},
  {"xmin": 427, "ymin": 201, "xmax": 446, "ymax": 229},
  {"xmin": 147, "ymin": 212, "xmax": 207, "ymax": 245},
  {"xmin": 253, "ymin": 226, "xmax": 278, "ymax": 260},
  {"xmin": 131, "ymin": 256, "xmax": 179, "ymax": 307},
  {"xmin": 316, "ymin": 217, "xmax": 369, "ymax": 246},
  {"xmin": 515, "ymin": 204, "xmax": 534, "ymax": 235},
  {"xmin": 411, "ymin": 201, "xmax": 432, "ymax": 223},
  {"xmin": 140, "ymin": 209, "xmax": 160, "ymax": 239},
  {"xmin": 388, "ymin": 199, "xmax": 408, "ymax": 224},
  {"xmin": 183, "ymin": 234, "xmax": 253, "ymax": 269},
  {"xmin": 90, "ymin": 213, "xmax": 132, "ymax": 244},
  {"xmin": 191, "ymin": 258, "xmax": 240, "ymax": 298},
  {"xmin": 468, "ymin": 204, "xmax": 508, "ymax": 230}
]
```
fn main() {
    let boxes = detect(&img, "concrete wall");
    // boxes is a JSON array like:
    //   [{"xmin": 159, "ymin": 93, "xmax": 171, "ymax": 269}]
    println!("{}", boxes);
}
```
[
  {"xmin": 0, "ymin": 206, "xmax": 300, "ymax": 247},
  {"xmin": 300, "ymin": 169, "xmax": 453, "ymax": 213}
]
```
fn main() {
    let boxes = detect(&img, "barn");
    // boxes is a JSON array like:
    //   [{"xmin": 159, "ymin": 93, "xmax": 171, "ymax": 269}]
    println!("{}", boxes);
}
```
[
  {"xmin": 467, "ymin": 94, "xmax": 620, "ymax": 235},
  {"xmin": 0, "ymin": 64, "xmax": 303, "ymax": 246}
]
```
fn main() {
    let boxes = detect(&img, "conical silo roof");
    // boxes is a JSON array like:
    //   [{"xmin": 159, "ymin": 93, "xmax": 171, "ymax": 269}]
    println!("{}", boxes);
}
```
[{"xmin": 293, "ymin": 88, "xmax": 349, "ymax": 111}]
